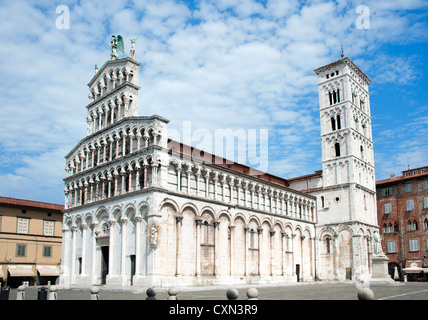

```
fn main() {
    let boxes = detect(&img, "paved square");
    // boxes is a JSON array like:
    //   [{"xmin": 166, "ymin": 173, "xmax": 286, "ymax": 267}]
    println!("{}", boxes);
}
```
[{"xmin": 7, "ymin": 281, "xmax": 428, "ymax": 300}]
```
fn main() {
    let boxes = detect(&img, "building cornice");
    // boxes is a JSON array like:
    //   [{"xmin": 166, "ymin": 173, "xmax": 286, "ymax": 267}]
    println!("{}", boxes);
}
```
[{"xmin": 314, "ymin": 57, "xmax": 371, "ymax": 85}]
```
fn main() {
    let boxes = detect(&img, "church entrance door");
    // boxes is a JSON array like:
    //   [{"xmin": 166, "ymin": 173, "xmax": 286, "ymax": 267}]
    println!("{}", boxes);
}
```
[
  {"xmin": 296, "ymin": 264, "xmax": 300, "ymax": 282},
  {"xmin": 101, "ymin": 246, "xmax": 109, "ymax": 285},
  {"xmin": 130, "ymin": 255, "xmax": 136, "ymax": 285}
]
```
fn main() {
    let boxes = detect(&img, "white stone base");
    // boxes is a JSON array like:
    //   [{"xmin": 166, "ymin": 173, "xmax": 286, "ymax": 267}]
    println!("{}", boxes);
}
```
[
  {"xmin": 368, "ymin": 254, "xmax": 396, "ymax": 285},
  {"xmin": 118, "ymin": 274, "xmax": 301, "ymax": 288}
]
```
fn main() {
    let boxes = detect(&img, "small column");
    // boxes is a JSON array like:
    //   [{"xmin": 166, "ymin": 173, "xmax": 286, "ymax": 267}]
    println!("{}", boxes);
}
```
[
  {"xmin": 91, "ymin": 223, "xmax": 98, "ymax": 283},
  {"xmin": 143, "ymin": 165, "xmax": 148, "ymax": 188},
  {"xmin": 213, "ymin": 220, "xmax": 220, "ymax": 275},
  {"xmin": 177, "ymin": 167, "xmax": 182, "ymax": 192},
  {"xmin": 135, "ymin": 166, "xmax": 141, "ymax": 190},
  {"xmin": 79, "ymin": 188, "xmax": 83, "ymax": 206},
  {"xmin": 87, "ymin": 119, "xmax": 92, "ymax": 135},
  {"xmin": 129, "ymin": 134, "xmax": 134, "ymax": 153},
  {"xmin": 204, "ymin": 172, "xmax": 210, "ymax": 198},
  {"xmin": 121, "ymin": 172, "xmax": 125, "ymax": 195},
  {"xmin": 71, "ymin": 226, "xmax": 78, "ymax": 284},
  {"xmin": 128, "ymin": 168, "xmax": 132, "ymax": 192},
  {"xmin": 195, "ymin": 171, "xmax": 200, "ymax": 196},
  {"xmin": 186, "ymin": 169, "xmax": 191, "ymax": 194},
  {"xmin": 151, "ymin": 162, "xmax": 159, "ymax": 186},
  {"xmin": 143, "ymin": 134, "xmax": 149, "ymax": 148},
  {"xmin": 97, "ymin": 146, "xmax": 101, "ymax": 166},
  {"xmin": 122, "ymin": 135, "xmax": 126, "ymax": 156},
  {"xmin": 195, "ymin": 218, "xmax": 202, "ymax": 276},
  {"xmin": 107, "ymin": 176, "xmax": 112, "ymax": 198},
  {"xmin": 257, "ymin": 227, "xmax": 263, "ymax": 276},
  {"xmin": 120, "ymin": 218, "xmax": 128, "ymax": 284},
  {"xmin": 213, "ymin": 175, "xmax": 218, "ymax": 200},
  {"xmin": 136, "ymin": 135, "xmax": 141, "ymax": 151},
  {"xmin": 244, "ymin": 226, "xmax": 250, "ymax": 277},
  {"xmin": 222, "ymin": 177, "xmax": 226, "ymax": 202},
  {"xmin": 64, "ymin": 192, "xmax": 69, "ymax": 209},
  {"xmin": 281, "ymin": 232, "xmax": 286, "ymax": 276},
  {"xmin": 270, "ymin": 229, "xmax": 276, "ymax": 276},
  {"xmin": 229, "ymin": 225, "xmax": 235, "ymax": 275},
  {"xmin": 250, "ymin": 186, "xmax": 255, "ymax": 209},
  {"xmin": 115, "ymin": 138, "xmax": 120, "ymax": 158},
  {"xmin": 108, "ymin": 220, "xmax": 116, "ymax": 279},
  {"xmin": 175, "ymin": 215, "xmax": 183, "ymax": 276},
  {"xmin": 91, "ymin": 148, "xmax": 95, "ymax": 168},
  {"xmin": 81, "ymin": 223, "xmax": 88, "ymax": 276},
  {"xmin": 134, "ymin": 216, "xmax": 143, "ymax": 277},
  {"xmin": 236, "ymin": 180, "xmax": 241, "ymax": 205}
]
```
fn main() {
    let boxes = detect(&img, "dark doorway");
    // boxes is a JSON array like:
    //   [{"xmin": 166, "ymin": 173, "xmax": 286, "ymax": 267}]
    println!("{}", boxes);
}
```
[
  {"xmin": 296, "ymin": 264, "xmax": 300, "ymax": 282},
  {"xmin": 346, "ymin": 267, "xmax": 352, "ymax": 280},
  {"xmin": 130, "ymin": 255, "xmax": 136, "ymax": 286},
  {"xmin": 101, "ymin": 246, "xmax": 109, "ymax": 285}
]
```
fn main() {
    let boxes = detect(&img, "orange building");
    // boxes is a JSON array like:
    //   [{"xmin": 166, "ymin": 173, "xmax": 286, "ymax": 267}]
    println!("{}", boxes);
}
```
[
  {"xmin": 0, "ymin": 197, "xmax": 63, "ymax": 287},
  {"xmin": 376, "ymin": 166, "xmax": 428, "ymax": 281}
]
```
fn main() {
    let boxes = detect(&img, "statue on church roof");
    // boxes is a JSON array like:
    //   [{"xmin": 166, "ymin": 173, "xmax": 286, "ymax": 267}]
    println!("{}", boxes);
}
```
[
  {"xmin": 130, "ymin": 38, "xmax": 137, "ymax": 60},
  {"xmin": 109, "ymin": 35, "xmax": 124, "ymax": 61}
]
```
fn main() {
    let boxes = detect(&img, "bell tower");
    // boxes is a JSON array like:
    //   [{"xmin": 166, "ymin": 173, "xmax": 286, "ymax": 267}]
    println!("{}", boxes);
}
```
[{"xmin": 314, "ymin": 56, "xmax": 377, "ymax": 227}]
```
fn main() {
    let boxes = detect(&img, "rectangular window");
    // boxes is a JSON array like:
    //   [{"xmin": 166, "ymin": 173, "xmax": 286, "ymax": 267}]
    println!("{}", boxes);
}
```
[
  {"xmin": 406, "ymin": 183, "xmax": 412, "ymax": 192},
  {"xmin": 425, "ymin": 197, "xmax": 428, "ymax": 209},
  {"xmin": 386, "ymin": 241, "xmax": 396, "ymax": 253},
  {"xmin": 423, "ymin": 181, "xmax": 428, "ymax": 189},
  {"xmin": 380, "ymin": 187, "xmax": 392, "ymax": 196},
  {"xmin": 384, "ymin": 203, "xmax": 392, "ymax": 214},
  {"xmin": 43, "ymin": 220, "xmax": 55, "ymax": 236},
  {"xmin": 407, "ymin": 199, "xmax": 414, "ymax": 211},
  {"xmin": 16, "ymin": 244, "xmax": 26, "ymax": 257},
  {"xmin": 17, "ymin": 217, "xmax": 29, "ymax": 234},
  {"xmin": 409, "ymin": 239, "xmax": 419, "ymax": 252},
  {"xmin": 43, "ymin": 246, "xmax": 52, "ymax": 257}
]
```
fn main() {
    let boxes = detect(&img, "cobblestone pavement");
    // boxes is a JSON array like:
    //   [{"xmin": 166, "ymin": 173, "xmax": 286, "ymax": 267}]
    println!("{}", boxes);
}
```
[{"xmin": 6, "ymin": 281, "xmax": 428, "ymax": 300}]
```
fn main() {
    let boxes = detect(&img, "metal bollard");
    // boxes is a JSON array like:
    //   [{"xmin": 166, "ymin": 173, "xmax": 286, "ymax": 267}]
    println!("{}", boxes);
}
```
[
  {"xmin": 0, "ymin": 286, "xmax": 10, "ymax": 300},
  {"xmin": 16, "ymin": 285, "xmax": 26, "ymax": 300},
  {"xmin": 90, "ymin": 286, "xmax": 100, "ymax": 300},
  {"xmin": 357, "ymin": 288, "xmax": 374, "ymax": 300},
  {"xmin": 38, "ymin": 286, "xmax": 48, "ymax": 300},
  {"xmin": 146, "ymin": 287, "xmax": 157, "ymax": 300},
  {"xmin": 246, "ymin": 288, "xmax": 258, "ymax": 300},
  {"xmin": 48, "ymin": 285, "xmax": 58, "ymax": 300},
  {"xmin": 167, "ymin": 287, "xmax": 178, "ymax": 300},
  {"xmin": 226, "ymin": 288, "xmax": 239, "ymax": 300}
]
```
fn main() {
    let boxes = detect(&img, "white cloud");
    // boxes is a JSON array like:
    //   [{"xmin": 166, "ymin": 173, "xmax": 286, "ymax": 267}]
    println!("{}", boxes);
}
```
[{"xmin": 0, "ymin": 0, "xmax": 427, "ymax": 203}]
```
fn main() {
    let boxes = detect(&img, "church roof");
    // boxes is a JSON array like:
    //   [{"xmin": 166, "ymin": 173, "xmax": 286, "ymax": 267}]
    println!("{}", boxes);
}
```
[{"xmin": 168, "ymin": 139, "xmax": 316, "ymax": 198}]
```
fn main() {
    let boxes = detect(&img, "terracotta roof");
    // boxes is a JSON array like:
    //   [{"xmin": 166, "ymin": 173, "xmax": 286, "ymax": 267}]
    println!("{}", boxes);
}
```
[
  {"xmin": 376, "ymin": 169, "xmax": 428, "ymax": 185},
  {"xmin": 0, "ymin": 196, "xmax": 64, "ymax": 211},
  {"xmin": 287, "ymin": 170, "xmax": 323, "ymax": 182},
  {"xmin": 168, "ymin": 139, "xmax": 291, "ymax": 188}
]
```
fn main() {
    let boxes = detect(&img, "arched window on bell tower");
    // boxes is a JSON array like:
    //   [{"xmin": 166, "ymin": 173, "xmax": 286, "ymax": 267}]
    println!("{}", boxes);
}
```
[
  {"xmin": 329, "ymin": 89, "xmax": 341, "ymax": 105},
  {"xmin": 334, "ymin": 142, "xmax": 341, "ymax": 157}
]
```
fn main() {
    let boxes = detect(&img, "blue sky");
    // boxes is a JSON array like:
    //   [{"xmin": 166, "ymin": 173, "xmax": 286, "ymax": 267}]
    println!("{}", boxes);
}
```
[{"xmin": 0, "ymin": 0, "xmax": 427, "ymax": 205}]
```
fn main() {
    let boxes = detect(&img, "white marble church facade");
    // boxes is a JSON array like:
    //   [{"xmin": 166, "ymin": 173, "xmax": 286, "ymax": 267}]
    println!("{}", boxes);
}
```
[{"xmin": 60, "ymin": 46, "xmax": 382, "ymax": 288}]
